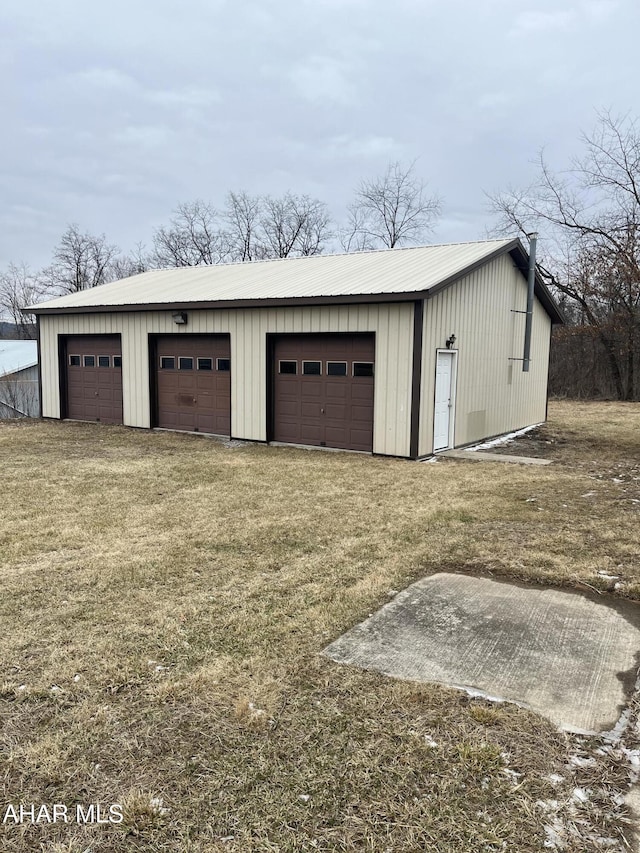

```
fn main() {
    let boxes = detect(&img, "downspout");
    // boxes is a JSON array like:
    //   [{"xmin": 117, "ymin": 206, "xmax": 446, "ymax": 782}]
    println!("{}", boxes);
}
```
[{"xmin": 522, "ymin": 233, "xmax": 538, "ymax": 372}]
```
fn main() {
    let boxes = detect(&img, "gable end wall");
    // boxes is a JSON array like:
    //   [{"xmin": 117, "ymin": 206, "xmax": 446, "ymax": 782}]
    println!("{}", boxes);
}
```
[{"xmin": 419, "ymin": 253, "xmax": 552, "ymax": 455}]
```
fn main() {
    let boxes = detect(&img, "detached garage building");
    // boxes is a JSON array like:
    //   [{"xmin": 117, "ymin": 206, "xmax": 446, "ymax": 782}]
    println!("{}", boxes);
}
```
[{"xmin": 30, "ymin": 238, "xmax": 563, "ymax": 458}]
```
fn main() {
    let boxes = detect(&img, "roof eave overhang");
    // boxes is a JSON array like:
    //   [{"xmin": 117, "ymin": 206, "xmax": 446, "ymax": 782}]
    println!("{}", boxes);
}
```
[
  {"xmin": 507, "ymin": 243, "xmax": 565, "ymax": 325},
  {"xmin": 30, "ymin": 290, "xmax": 432, "ymax": 315},
  {"xmin": 428, "ymin": 239, "xmax": 565, "ymax": 324}
]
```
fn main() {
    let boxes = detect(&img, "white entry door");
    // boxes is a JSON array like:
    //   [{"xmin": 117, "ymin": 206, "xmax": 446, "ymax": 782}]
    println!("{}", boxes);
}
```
[{"xmin": 433, "ymin": 350, "xmax": 456, "ymax": 451}]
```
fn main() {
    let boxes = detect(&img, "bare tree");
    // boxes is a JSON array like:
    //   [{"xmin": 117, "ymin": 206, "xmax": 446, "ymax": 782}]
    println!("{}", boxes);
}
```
[
  {"xmin": 0, "ymin": 263, "xmax": 41, "ymax": 338},
  {"xmin": 342, "ymin": 161, "xmax": 441, "ymax": 251},
  {"xmin": 41, "ymin": 224, "xmax": 120, "ymax": 294},
  {"xmin": 488, "ymin": 110, "xmax": 640, "ymax": 400},
  {"xmin": 260, "ymin": 193, "xmax": 331, "ymax": 258},
  {"xmin": 152, "ymin": 201, "xmax": 230, "ymax": 267},
  {"xmin": 109, "ymin": 243, "xmax": 152, "ymax": 279},
  {"xmin": 224, "ymin": 191, "xmax": 264, "ymax": 261},
  {"xmin": 158, "ymin": 192, "xmax": 333, "ymax": 265}
]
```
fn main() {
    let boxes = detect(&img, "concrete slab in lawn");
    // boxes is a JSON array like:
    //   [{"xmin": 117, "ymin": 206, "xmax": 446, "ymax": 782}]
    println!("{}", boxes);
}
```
[
  {"xmin": 441, "ymin": 449, "xmax": 552, "ymax": 465},
  {"xmin": 324, "ymin": 573, "xmax": 640, "ymax": 734}
]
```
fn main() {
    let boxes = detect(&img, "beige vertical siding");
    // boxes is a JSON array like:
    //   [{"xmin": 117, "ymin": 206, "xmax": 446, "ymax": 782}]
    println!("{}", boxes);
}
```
[
  {"xmin": 39, "ymin": 302, "xmax": 414, "ymax": 457},
  {"xmin": 419, "ymin": 253, "xmax": 552, "ymax": 455}
]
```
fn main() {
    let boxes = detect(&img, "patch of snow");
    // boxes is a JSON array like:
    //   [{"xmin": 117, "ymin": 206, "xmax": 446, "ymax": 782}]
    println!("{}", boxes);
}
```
[
  {"xmin": 572, "ymin": 787, "xmax": 591, "ymax": 803},
  {"xmin": 622, "ymin": 749, "xmax": 640, "ymax": 784},
  {"xmin": 155, "ymin": 665, "xmax": 166, "ymax": 672},
  {"xmin": 502, "ymin": 768, "xmax": 522, "ymax": 784},
  {"xmin": 569, "ymin": 756, "xmax": 597, "ymax": 767},
  {"xmin": 546, "ymin": 773, "xmax": 565, "ymax": 785},
  {"xmin": 581, "ymin": 492, "xmax": 596, "ymax": 498},
  {"xmin": 537, "ymin": 799, "xmax": 560, "ymax": 813},
  {"xmin": 73, "ymin": 674, "xmax": 81, "ymax": 682},
  {"xmin": 596, "ymin": 572, "xmax": 619, "ymax": 581},
  {"xmin": 298, "ymin": 794, "xmax": 311, "ymax": 802},
  {"xmin": 149, "ymin": 797, "xmax": 169, "ymax": 816},
  {"xmin": 465, "ymin": 424, "xmax": 542, "ymax": 451},
  {"xmin": 543, "ymin": 817, "xmax": 566, "ymax": 849},
  {"xmin": 247, "ymin": 702, "xmax": 267, "ymax": 720},
  {"xmin": 424, "ymin": 735, "xmax": 438, "ymax": 748}
]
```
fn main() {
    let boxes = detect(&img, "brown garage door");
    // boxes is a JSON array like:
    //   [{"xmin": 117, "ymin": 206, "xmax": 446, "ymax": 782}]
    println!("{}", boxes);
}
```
[
  {"xmin": 155, "ymin": 335, "xmax": 231, "ymax": 434},
  {"xmin": 65, "ymin": 335, "xmax": 123, "ymax": 424},
  {"xmin": 272, "ymin": 334, "xmax": 375, "ymax": 452}
]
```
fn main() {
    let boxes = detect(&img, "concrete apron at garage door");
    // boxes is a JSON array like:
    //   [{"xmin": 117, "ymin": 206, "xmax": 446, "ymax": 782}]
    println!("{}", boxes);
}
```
[{"xmin": 324, "ymin": 573, "xmax": 640, "ymax": 735}]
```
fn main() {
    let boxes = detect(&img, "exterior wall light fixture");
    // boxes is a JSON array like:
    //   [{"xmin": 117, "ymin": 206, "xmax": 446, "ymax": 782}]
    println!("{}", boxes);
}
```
[
  {"xmin": 172, "ymin": 312, "xmax": 188, "ymax": 325},
  {"xmin": 445, "ymin": 334, "xmax": 456, "ymax": 349}
]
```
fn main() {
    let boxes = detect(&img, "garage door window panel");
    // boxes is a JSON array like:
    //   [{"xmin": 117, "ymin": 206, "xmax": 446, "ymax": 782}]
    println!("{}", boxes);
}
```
[
  {"xmin": 69, "ymin": 355, "xmax": 81, "ymax": 366},
  {"xmin": 327, "ymin": 361, "xmax": 347, "ymax": 376},
  {"xmin": 353, "ymin": 362, "xmax": 374, "ymax": 377},
  {"xmin": 160, "ymin": 356, "xmax": 175, "ymax": 370},
  {"xmin": 302, "ymin": 361, "xmax": 321, "ymax": 375},
  {"xmin": 98, "ymin": 356, "xmax": 110, "ymax": 368},
  {"xmin": 179, "ymin": 357, "xmax": 194, "ymax": 370},
  {"xmin": 279, "ymin": 360, "xmax": 297, "ymax": 374},
  {"xmin": 216, "ymin": 358, "xmax": 230, "ymax": 372},
  {"xmin": 83, "ymin": 355, "xmax": 95, "ymax": 367},
  {"xmin": 198, "ymin": 358, "xmax": 213, "ymax": 371}
]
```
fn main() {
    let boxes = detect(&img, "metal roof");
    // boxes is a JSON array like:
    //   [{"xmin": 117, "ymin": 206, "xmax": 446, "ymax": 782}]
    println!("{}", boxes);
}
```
[
  {"xmin": 0, "ymin": 340, "xmax": 38, "ymax": 377},
  {"xmin": 27, "ymin": 238, "xmax": 563, "ymax": 323}
]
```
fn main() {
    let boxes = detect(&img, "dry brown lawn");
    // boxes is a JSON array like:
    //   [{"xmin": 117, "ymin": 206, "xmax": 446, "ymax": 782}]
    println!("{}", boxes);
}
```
[{"xmin": 0, "ymin": 400, "xmax": 639, "ymax": 851}]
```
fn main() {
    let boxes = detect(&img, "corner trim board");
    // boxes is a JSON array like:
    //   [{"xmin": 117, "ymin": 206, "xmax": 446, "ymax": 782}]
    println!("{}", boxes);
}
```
[
  {"xmin": 36, "ymin": 317, "xmax": 43, "ymax": 418},
  {"xmin": 409, "ymin": 299, "xmax": 424, "ymax": 459}
]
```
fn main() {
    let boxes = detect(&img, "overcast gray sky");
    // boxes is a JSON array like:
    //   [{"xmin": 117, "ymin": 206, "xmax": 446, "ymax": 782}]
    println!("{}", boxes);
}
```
[{"xmin": 1, "ymin": 0, "xmax": 638, "ymax": 269}]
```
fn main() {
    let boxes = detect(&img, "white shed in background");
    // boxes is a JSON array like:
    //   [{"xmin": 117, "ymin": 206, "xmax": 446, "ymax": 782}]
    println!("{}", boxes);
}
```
[{"xmin": 0, "ymin": 340, "xmax": 39, "ymax": 418}]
